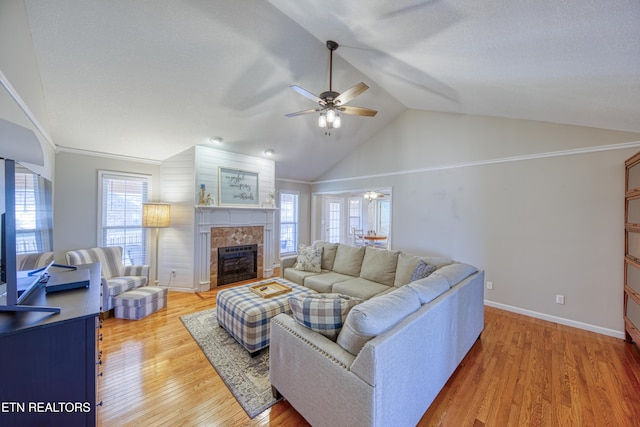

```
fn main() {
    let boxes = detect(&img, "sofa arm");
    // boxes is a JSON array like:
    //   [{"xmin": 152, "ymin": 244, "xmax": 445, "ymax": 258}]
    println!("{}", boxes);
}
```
[
  {"xmin": 279, "ymin": 255, "xmax": 297, "ymax": 277},
  {"xmin": 270, "ymin": 314, "xmax": 372, "ymax": 427},
  {"xmin": 271, "ymin": 313, "xmax": 355, "ymax": 368},
  {"xmin": 122, "ymin": 264, "xmax": 150, "ymax": 281}
]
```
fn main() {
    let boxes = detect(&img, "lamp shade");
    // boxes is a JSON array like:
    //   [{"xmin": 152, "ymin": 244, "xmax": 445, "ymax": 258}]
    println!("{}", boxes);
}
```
[{"xmin": 142, "ymin": 203, "xmax": 171, "ymax": 228}]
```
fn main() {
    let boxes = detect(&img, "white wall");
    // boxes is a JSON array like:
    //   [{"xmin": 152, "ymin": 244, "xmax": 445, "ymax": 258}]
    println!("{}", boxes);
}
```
[
  {"xmin": 161, "ymin": 145, "xmax": 276, "ymax": 291},
  {"xmin": 313, "ymin": 109, "xmax": 640, "ymax": 337}
]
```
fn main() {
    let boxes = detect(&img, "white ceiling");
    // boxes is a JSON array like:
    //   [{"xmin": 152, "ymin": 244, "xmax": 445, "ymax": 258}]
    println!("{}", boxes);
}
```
[{"xmin": 22, "ymin": 0, "xmax": 640, "ymax": 182}]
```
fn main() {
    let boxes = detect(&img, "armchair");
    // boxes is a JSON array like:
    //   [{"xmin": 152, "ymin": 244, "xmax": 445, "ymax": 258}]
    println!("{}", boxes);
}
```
[
  {"xmin": 16, "ymin": 252, "xmax": 54, "ymax": 271},
  {"xmin": 65, "ymin": 246, "xmax": 149, "ymax": 313}
]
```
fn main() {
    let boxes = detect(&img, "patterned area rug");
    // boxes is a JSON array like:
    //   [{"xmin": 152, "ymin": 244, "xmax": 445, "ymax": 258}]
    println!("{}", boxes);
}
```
[{"xmin": 180, "ymin": 308, "xmax": 280, "ymax": 418}]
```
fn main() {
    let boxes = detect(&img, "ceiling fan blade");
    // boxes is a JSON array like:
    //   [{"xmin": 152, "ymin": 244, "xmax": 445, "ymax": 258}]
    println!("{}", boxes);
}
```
[
  {"xmin": 290, "ymin": 85, "xmax": 325, "ymax": 105},
  {"xmin": 339, "ymin": 105, "xmax": 378, "ymax": 117},
  {"xmin": 285, "ymin": 108, "xmax": 322, "ymax": 117},
  {"xmin": 334, "ymin": 82, "xmax": 369, "ymax": 106}
]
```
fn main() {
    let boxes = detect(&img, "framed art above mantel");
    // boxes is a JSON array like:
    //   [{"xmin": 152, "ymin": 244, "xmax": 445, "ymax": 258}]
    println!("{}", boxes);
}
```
[{"xmin": 218, "ymin": 167, "xmax": 259, "ymax": 206}]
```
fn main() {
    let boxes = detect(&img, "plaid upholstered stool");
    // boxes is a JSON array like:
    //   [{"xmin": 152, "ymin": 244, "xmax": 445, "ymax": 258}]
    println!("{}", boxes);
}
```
[
  {"xmin": 113, "ymin": 286, "xmax": 167, "ymax": 320},
  {"xmin": 216, "ymin": 279, "xmax": 315, "ymax": 355}
]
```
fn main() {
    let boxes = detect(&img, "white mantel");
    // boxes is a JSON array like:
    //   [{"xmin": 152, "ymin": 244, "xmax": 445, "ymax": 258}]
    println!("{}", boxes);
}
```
[{"xmin": 194, "ymin": 206, "xmax": 277, "ymax": 291}]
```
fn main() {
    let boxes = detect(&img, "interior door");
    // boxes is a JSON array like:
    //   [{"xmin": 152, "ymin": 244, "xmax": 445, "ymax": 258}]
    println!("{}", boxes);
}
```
[{"xmin": 324, "ymin": 197, "xmax": 343, "ymax": 243}]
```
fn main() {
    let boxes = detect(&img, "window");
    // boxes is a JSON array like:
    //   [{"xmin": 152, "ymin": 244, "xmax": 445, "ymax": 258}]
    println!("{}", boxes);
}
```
[
  {"xmin": 15, "ymin": 171, "xmax": 53, "ymax": 254},
  {"xmin": 348, "ymin": 198, "xmax": 362, "ymax": 235},
  {"xmin": 327, "ymin": 199, "xmax": 342, "ymax": 243},
  {"xmin": 279, "ymin": 192, "xmax": 298, "ymax": 254},
  {"xmin": 377, "ymin": 199, "xmax": 391, "ymax": 236},
  {"xmin": 98, "ymin": 171, "xmax": 150, "ymax": 266}
]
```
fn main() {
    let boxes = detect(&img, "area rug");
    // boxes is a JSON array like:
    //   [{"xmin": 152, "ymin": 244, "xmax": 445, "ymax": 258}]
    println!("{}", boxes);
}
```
[{"xmin": 180, "ymin": 308, "xmax": 280, "ymax": 418}]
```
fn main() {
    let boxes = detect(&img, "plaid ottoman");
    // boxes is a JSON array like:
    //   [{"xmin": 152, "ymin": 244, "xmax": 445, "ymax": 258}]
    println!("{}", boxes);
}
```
[
  {"xmin": 113, "ymin": 286, "xmax": 167, "ymax": 320},
  {"xmin": 216, "ymin": 278, "xmax": 316, "ymax": 354}
]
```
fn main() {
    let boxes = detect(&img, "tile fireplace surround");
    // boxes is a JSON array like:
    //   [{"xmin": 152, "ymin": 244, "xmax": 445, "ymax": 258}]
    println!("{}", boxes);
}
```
[{"xmin": 195, "ymin": 206, "xmax": 276, "ymax": 291}]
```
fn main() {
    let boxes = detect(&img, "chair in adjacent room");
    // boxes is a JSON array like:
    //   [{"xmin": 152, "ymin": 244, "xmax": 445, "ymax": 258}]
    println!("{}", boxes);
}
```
[{"xmin": 353, "ymin": 228, "xmax": 365, "ymax": 247}]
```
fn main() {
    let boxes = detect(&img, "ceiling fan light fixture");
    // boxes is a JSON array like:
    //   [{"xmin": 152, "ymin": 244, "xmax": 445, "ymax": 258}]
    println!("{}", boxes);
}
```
[
  {"xmin": 286, "ymin": 40, "xmax": 377, "ymax": 131},
  {"xmin": 364, "ymin": 191, "xmax": 379, "ymax": 200},
  {"xmin": 326, "ymin": 108, "xmax": 336, "ymax": 123},
  {"xmin": 318, "ymin": 113, "xmax": 327, "ymax": 128}
]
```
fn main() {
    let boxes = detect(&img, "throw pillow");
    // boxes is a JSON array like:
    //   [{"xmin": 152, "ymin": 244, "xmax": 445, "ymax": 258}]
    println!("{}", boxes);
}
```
[
  {"xmin": 337, "ymin": 286, "xmax": 421, "ymax": 355},
  {"xmin": 294, "ymin": 244, "xmax": 322, "ymax": 273},
  {"xmin": 288, "ymin": 293, "xmax": 362, "ymax": 341},
  {"xmin": 409, "ymin": 260, "xmax": 437, "ymax": 282}
]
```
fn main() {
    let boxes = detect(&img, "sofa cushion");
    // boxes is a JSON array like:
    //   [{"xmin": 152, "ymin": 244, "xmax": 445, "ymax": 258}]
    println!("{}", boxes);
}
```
[
  {"xmin": 432, "ymin": 263, "xmax": 478, "ymax": 288},
  {"xmin": 284, "ymin": 268, "xmax": 322, "ymax": 285},
  {"xmin": 394, "ymin": 253, "xmax": 452, "ymax": 287},
  {"xmin": 407, "ymin": 274, "xmax": 450, "ymax": 304},
  {"xmin": 294, "ymin": 244, "xmax": 322, "ymax": 273},
  {"xmin": 289, "ymin": 293, "xmax": 362, "ymax": 341},
  {"xmin": 105, "ymin": 276, "xmax": 148, "ymax": 297},
  {"xmin": 337, "ymin": 286, "xmax": 421, "ymax": 355},
  {"xmin": 313, "ymin": 241, "xmax": 339, "ymax": 271},
  {"xmin": 331, "ymin": 244, "xmax": 365, "ymax": 277},
  {"xmin": 332, "ymin": 278, "xmax": 392, "ymax": 300},
  {"xmin": 359, "ymin": 246, "xmax": 399, "ymax": 287},
  {"xmin": 304, "ymin": 272, "xmax": 354, "ymax": 293},
  {"xmin": 409, "ymin": 260, "xmax": 437, "ymax": 282}
]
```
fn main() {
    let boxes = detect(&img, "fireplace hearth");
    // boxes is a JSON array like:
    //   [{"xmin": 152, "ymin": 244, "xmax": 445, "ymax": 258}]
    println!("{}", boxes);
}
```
[{"xmin": 217, "ymin": 244, "xmax": 258, "ymax": 286}]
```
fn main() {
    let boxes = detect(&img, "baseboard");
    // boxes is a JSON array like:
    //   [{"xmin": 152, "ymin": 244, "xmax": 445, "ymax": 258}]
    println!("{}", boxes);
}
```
[{"xmin": 484, "ymin": 300, "xmax": 625, "ymax": 339}]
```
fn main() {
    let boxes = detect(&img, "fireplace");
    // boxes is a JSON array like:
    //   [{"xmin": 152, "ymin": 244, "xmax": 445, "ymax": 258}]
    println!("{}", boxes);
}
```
[{"xmin": 217, "ymin": 244, "xmax": 258, "ymax": 286}]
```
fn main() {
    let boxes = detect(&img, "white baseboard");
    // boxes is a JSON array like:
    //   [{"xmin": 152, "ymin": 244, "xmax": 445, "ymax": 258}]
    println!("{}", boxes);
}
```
[{"xmin": 484, "ymin": 300, "xmax": 625, "ymax": 340}]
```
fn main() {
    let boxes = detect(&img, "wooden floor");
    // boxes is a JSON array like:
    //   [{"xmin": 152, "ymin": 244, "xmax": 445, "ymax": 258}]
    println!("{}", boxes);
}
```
[{"xmin": 98, "ymin": 283, "xmax": 640, "ymax": 427}]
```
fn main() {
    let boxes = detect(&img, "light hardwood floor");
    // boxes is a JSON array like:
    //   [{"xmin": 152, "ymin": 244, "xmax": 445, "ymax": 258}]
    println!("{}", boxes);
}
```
[{"xmin": 98, "ymin": 283, "xmax": 640, "ymax": 426}]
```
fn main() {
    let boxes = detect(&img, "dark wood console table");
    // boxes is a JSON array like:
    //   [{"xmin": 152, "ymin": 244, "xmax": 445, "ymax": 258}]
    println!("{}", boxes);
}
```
[{"xmin": 0, "ymin": 262, "xmax": 101, "ymax": 426}]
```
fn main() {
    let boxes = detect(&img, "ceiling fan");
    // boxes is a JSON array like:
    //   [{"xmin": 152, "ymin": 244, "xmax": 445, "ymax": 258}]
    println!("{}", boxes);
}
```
[{"xmin": 286, "ymin": 40, "xmax": 377, "ymax": 130}]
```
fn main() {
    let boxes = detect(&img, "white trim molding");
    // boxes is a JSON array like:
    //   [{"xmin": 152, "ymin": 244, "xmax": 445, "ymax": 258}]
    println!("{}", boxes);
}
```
[
  {"xmin": 314, "ymin": 141, "xmax": 640, "ymax": 184},
  {"xmin": 484, "ymin": 299, "xmax": 625, "ymax": 339},
  {"xmin": 0, "ymin": 70, "xmax": 56, "ymax": 151}
]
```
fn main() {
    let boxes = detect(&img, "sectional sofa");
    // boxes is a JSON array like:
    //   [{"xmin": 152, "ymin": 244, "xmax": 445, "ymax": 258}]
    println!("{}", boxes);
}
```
[{"xmin": 271, "ymin": 241, "xmax": 485, "ymax": 427}]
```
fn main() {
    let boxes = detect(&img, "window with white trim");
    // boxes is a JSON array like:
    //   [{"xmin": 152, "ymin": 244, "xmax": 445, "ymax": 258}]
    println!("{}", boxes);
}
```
[
  {"xmin": 98, "ymin": 171, "xmax": 150, "ymax": 266},
  {"xmin": 279, "ymin": 192, "xmax": 298, "ymax": 254},
  {"xmin": 348, "ymin": 198, "xmax": 362, "ymax": 235},
  {"xmin": 15, "ymin": 169, "xmax": 53, "ymax": 254}
]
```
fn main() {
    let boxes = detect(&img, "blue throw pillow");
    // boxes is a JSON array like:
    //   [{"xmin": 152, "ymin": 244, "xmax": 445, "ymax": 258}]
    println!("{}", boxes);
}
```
[{"xmin": 409, "ymin": 260, "xmax": 437, "ymax": 282}]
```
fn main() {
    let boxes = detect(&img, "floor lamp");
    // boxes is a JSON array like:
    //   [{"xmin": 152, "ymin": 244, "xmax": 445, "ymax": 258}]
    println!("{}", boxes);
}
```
[{"xmin": 142, "ymin": 203, "xmax": 171, "ymax": 285}]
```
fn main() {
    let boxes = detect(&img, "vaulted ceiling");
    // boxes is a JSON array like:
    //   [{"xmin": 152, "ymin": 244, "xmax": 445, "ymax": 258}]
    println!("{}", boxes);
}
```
[{"xmin": 21, "ymin": 0, "xmax": 640, "ymax": 181}]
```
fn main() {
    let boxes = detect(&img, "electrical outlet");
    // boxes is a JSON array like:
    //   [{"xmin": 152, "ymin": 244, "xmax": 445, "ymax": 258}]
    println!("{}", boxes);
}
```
[
  {"xmin": 556, "ymin": 294, "xmax": 565, "ymax": 305},
  {"xmin": 486, "ymin": 281, "xmax": 493, "ymax": 290}
]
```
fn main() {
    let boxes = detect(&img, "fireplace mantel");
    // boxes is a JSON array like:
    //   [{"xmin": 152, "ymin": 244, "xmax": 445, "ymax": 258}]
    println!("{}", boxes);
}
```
[{"xmin": 194, "ymin": 206, "xmax": 277, "ymax": 291}]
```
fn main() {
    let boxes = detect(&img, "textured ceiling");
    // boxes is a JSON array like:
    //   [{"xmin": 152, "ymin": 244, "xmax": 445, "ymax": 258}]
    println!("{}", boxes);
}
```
[{"xmin": 22, "ymin": 0, "xmax": 640, "ymax": 181}]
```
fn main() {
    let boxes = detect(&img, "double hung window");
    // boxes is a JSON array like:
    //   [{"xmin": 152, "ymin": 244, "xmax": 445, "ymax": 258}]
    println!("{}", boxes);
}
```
[{"xmin": 98, "ymin": 171, "xmax": 150, "ymax": 265}]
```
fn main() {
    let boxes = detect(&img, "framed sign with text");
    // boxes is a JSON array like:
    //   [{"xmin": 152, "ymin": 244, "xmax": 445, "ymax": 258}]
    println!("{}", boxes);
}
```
[{"xmin": 218, "ymin": 167, "xmax": 260, "ymax": 206}]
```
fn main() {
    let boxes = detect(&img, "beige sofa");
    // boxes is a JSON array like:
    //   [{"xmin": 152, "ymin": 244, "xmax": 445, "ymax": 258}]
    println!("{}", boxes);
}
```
[{"xmin": 280, "ymin": 241, "xmax": 454, "ymax": 299}]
